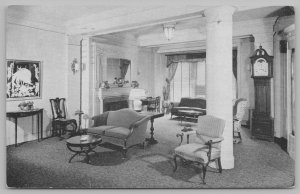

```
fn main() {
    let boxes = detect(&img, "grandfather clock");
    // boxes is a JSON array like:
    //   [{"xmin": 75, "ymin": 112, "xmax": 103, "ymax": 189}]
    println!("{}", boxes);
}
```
[{"xmin": 250, "ymin": 46, "xmax": 274, "ymax": 141}]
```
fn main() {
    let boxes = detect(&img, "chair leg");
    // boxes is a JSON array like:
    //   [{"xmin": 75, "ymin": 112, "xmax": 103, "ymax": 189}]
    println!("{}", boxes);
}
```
[
  {"xmin": 238, "ymin": 132, "xmax": 242, "ymax": 140},
  {"xmin": 217, "ymin": 158, "xmax": 222, "ymax": 173},
  {"xmin": 52, "ymin": 122, "xmax": 56, "ymax": 137},
  {"xmin": 173, "ymin": 155, "xmax": 178, "ymax": 172},
  {"xmin": 122, "ymin": 148, "xmax": 127, "ymax": 159},
  {"xmin": 202, "ymin": 165, "xmax": 207, "ymax": 184}
]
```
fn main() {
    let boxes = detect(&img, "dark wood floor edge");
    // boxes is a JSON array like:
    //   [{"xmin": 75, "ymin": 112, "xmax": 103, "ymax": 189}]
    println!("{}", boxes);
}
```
[{"xmin": 274, "ymin": 136, "xmax": 287, "ymax": 152}]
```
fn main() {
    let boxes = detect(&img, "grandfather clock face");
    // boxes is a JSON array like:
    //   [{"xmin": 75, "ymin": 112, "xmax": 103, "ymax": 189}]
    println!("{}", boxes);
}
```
[{"xmin": 253, "ymin": 58, "xmax": 269, "ymax": 77}]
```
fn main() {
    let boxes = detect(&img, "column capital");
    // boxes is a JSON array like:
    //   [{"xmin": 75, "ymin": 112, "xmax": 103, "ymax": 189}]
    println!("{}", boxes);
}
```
[{"xmin": 204, "ymin": 6, "xmax": 236, "ymax": 23}]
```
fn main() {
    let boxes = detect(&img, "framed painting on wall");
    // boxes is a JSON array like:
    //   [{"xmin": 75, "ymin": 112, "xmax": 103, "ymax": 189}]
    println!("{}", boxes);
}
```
[{"xmin": 6, "ymin": 59, "xmax": 42, "ymax": 100}]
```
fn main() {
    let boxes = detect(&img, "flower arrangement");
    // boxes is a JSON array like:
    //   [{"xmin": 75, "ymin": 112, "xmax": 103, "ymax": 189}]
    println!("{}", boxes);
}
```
[
  {"xmin": 18, "ymin": 101, "xmax": 34, "ymax": 111},
  {"xmin": 131, "ymin": 81, "xmax": 139, "ymax": 88}
]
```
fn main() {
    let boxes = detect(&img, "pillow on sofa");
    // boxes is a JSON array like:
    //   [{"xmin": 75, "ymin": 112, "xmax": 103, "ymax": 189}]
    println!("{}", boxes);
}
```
[{"xmin": 92, "ymin": 111, "xmax": 109, "ymax": 127}]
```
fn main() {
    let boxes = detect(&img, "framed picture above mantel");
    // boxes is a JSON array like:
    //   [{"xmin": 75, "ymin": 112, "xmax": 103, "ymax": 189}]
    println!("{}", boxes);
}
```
[{"xmin": 6, "ymin": 59, "xmax": 42, "ymax": 101}]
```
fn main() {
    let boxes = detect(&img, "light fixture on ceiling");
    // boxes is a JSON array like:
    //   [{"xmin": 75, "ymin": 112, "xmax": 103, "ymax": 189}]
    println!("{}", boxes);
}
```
[{"xmin": 163, "ymin": 23, "xmax": 176, "ymax": 41}]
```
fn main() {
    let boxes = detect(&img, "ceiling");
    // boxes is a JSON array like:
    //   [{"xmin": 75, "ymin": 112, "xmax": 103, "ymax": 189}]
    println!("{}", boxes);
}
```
[
  {"xmin": 101, "ymin": 6, "xmax": 293, "ymax": 38},
  {"xmin": 7, "ymin": 5, "xmax": 294, "ymax": 47}
]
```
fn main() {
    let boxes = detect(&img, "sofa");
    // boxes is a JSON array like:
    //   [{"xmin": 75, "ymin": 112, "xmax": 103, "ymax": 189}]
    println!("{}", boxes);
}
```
[
  {"xmin": 170, "ymin": 97, "xmax": 206, "ymax": 119},
  {"xmin": 86, "ymin": 108, "xmax": 151, "ymax": 158}
]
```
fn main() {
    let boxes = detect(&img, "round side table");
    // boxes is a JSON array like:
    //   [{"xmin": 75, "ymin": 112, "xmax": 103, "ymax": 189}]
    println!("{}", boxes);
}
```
[{"xmin": 66, "ymin": 134, "xmax": 102, "ymax": 164}]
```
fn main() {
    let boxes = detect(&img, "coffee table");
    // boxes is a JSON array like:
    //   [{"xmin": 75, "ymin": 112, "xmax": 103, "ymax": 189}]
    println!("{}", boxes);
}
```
[
  {"xmin": 66, "ymin": 134, "xmax": 102, "ymax": 164},
  {"xmin": 178, "ymin": 109, "xmax": 204, "ymax": 124}
]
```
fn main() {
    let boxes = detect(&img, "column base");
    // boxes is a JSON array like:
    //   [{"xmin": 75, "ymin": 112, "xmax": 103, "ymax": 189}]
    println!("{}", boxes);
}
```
[{"xmin": 221, "ymin": 155, "xmax": 234, "ymax": 169}]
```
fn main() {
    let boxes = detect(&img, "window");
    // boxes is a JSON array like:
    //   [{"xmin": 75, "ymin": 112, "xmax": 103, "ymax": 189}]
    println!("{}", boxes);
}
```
[{"xmin": 170, "ymin": 60, "xmax": 205, "ymax": 102}]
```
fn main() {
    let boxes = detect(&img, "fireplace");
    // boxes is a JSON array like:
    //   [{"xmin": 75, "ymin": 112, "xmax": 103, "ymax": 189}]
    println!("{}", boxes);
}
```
[
  {"xmin": 103, "ymin": 96, "xmax": 129, "ymax": 112},
  {"xmin": 98, "ymin": 87, "xmax": 132, "ymax": 113}
]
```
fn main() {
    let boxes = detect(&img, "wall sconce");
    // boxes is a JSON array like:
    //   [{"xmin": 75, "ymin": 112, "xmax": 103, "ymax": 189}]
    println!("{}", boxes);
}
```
[
  {"xmin": 163, "ymin": 23, "xmax": 176, "ymax": 41},
  {"xmin": 71, "ymin": 58, "xmax": 79, "ymax": 74}
]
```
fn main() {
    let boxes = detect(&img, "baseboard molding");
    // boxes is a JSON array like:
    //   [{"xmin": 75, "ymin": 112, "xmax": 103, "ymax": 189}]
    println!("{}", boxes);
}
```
[{"xmin": 274, "ymin": 137, "xmax": 287, "ymax": 152}]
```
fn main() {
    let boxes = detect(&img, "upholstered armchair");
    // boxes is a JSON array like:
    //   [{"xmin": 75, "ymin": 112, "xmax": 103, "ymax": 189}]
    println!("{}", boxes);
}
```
[
  {"xmin": 86, "ymin": 108, "xmax": 151, "ymax": 158},
  {"xmin": 173, "ymin": 115, "xmax": 225, "ymax": 184},
  {"xmin": 233, "ymin": 99, "xmax": 248, "ymax": 144}
]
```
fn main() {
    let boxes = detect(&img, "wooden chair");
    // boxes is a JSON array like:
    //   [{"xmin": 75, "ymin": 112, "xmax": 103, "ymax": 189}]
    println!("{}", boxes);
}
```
[
  {"xmin": 147, "ymin": 96, "xmax": 160, "ymax": 112},
  {"xmin": 49, "ymin": 98, "xmax": 77, "ymax": 137},
  {"xmin": 173, "ymin": 115, "xmax": 225, "ymax": 184}
]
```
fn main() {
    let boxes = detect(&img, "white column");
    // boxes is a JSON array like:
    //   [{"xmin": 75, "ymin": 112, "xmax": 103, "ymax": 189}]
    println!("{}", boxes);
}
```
[{"xmin": 204, "ymin": 6, "xmax": 236, "ymax": 169}]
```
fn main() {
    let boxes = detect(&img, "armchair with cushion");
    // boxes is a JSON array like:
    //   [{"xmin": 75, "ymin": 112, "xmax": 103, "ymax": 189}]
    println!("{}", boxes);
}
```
[
  {"xmin": 86, "ymin": 108, "xmax": 151, "ymax": 158},
  {"xmin": 233, "ymin": 98, "xmax": 248, "ymax": 144},
  {"xmin": 170, "ymin": 97, "xmax": 206, "ymax": 119},
  {"xmin": 173, "ymin": 115, "xmax": 225, "ymax": 184}
]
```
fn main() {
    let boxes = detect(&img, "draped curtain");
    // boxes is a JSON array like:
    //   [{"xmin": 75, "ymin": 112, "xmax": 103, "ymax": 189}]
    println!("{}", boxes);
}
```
[
  {"xmin": 162, "ymin": 55, "xmax": 187, "ymax": 101},
  {"xmin": 120, "ymin": 59, "xmax": 130, "ymax": 79}
]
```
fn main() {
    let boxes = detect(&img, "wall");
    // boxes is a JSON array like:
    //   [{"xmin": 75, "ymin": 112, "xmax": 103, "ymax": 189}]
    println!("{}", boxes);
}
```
[
  {"xmin": 153, "ymin": 51, "xmax": 167, "ymax": 98},
  {"xmin": 273, "ymin": 15, "xmax": 295, "ymax": 138},
  {"xmin": 237, "ymin": 37, "xmax": 255, "ymax": 122},
  {"xmin": 6, "ymin": 23, "xmax": 68, "ymax": 145},
  {"xmin": 136, "ymin": 47, "xmax": 155, "ymax": 96},
  {"xmin": 67, "ymin": 35, "xmax": 81, "ymax": 123}
]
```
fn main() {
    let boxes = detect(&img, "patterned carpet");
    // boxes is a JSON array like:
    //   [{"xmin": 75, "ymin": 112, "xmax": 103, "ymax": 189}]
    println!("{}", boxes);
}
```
[{"xmin": 6, "ymin": 115, "xmax": 295, "ymax": 188}]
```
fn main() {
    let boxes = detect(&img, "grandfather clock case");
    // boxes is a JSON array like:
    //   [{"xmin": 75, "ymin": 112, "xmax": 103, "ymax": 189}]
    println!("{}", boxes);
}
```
[{"xmin": 250, "ymin": 46, "xmax": 274, "ymax": 141}]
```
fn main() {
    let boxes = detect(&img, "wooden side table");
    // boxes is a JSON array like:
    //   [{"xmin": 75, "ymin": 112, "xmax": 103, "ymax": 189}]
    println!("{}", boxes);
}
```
[{"xmin": 6, "ymin": 108, "xmax": 43, "ymax": 147}]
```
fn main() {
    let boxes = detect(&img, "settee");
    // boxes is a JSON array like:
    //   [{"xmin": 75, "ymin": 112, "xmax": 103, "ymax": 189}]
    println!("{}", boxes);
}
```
[
  {"xmin": 170, "ymin": 97, "xmax": 206, "ymax": 119},
  {"xmin": 86, "ymin": 108, "xmax": 151, "ymax": 158}
]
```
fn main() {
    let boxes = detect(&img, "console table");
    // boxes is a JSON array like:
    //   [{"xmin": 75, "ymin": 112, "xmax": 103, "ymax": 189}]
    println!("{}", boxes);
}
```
[{"xmin": 6, "ymin": 108, "xmax": 43, "ymax": 147}]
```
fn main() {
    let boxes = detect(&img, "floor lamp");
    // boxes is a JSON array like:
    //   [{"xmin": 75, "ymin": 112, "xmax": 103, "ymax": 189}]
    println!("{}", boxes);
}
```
[{"xmin": 75, "ymin": 38, "xmax": 84, "ymax": 133}]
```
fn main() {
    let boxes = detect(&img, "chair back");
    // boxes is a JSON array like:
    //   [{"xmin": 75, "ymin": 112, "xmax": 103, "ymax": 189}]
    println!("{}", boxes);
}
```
[
  {"xmin": 148, "ymin": 96, "xmax": 160, "ymax": 112},
  {"xmin": 155, "ymin": 96, "xmax": 160, "ymax": 112},
  {"xmin": 107, "ymin": 108, "xmax": 147, "ymax": 128},
  {"xmin": 234, "ymin": 99, "xmax": 248, "ymax": 121},
  {"xmin": 196, "ymin": 115, "xmax": 225, "ymax": 149},
  {"xmin": 50, "ymin": 98, "xmax": 67, "ymax": 119}
]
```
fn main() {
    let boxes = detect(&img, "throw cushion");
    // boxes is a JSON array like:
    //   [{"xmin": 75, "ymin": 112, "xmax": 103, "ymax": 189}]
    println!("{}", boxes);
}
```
[
  {"xmin": 174, "ymin": 143, "xmax": 220, "ymax": 163},
  {"xmin": 92, "ymin": 111, "xmax": 109, "ymax": 127},
  {"xmin": 104, "ymin": 127, "xmax": 131, "ymax": 139},
  {"xmin": 87, "ymin": 125, "xmax": 115, "ymax": 135}
]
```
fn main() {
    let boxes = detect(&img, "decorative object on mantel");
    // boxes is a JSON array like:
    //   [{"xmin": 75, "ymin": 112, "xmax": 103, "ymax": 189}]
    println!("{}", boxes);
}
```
[
  {"xmin": 71, "ymin": 58, "xmax": 79, "ymax": 74},
  {"xmin": 103, "ymin": 81, "xmax": 110, "ymax": 89},
  {"xmin": 18, "ymin": 101, "xmax": 34, "ymax": 111},
  {"xmin": 113, "ymin": 77, "xmax": 129, "ymax": 87},
  {"xmin": 163, "ymin": 23, "xmax": 176, "ymax": 41},
  {"xmin": 131, "ymin": 81, "xmax": 139, "ymax": 88}
]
